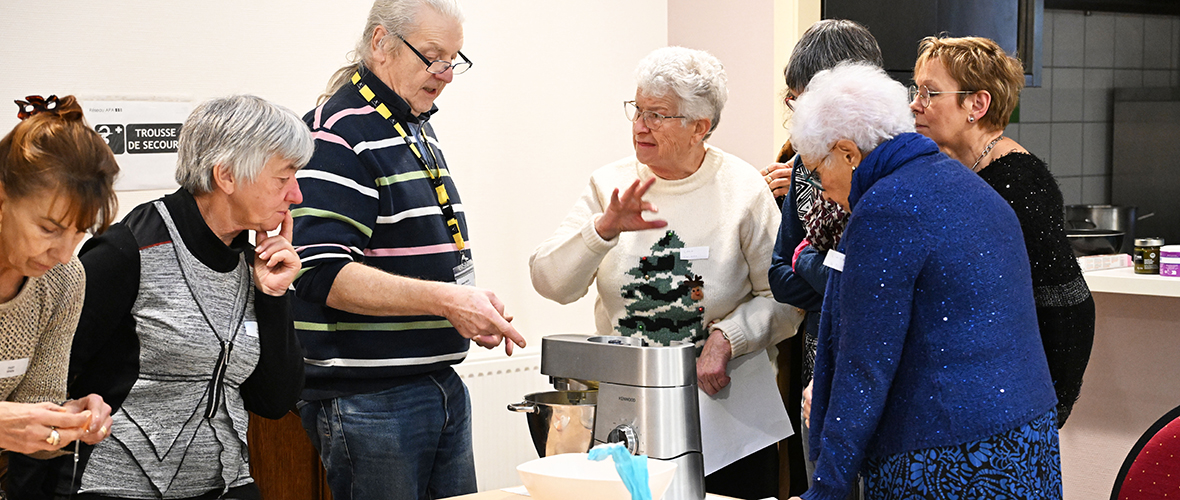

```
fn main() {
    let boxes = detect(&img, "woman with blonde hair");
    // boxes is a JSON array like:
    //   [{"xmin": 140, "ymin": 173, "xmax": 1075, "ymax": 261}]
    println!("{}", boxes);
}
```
[{"xmin": 910, "ymin": 36, "xmax": 1093, "ymax": 428}]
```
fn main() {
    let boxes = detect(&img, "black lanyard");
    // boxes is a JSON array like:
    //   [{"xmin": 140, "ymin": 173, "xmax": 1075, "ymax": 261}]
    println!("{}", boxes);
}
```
[{"xmin": 351, "ymin": 71, "xmax": 465, "ymax": 250}]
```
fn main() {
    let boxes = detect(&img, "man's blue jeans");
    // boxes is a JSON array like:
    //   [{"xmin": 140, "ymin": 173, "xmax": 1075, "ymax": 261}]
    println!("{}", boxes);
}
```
[{"xmin": 298, "ymin": 368, "xmax": 477, "ymax": 500}]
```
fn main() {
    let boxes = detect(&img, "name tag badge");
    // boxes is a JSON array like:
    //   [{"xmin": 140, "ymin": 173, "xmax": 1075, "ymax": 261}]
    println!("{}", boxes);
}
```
[
  {"xmin": 244, "ymin": 321, "xmax": 259, "ymax": 338},
  {"xmin": 0, "ymin": 358, "xmax": 30, "ymax": 378},
  {"xmin": 823, "ymin": 250, "xmax": 845, "ymax": 272},
  {"xmin": 454, "ymin": 258, "xmax": 476, "ymax": 287},
  {"xmin": 679, "ymin": 246, "xmax": 709, "ymax": 260}
]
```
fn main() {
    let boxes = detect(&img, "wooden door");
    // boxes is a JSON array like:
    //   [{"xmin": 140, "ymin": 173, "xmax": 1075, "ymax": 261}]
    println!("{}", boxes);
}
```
[{"xmin": 248, "ymin": 411, "xmax": 332, "ymax": 500}]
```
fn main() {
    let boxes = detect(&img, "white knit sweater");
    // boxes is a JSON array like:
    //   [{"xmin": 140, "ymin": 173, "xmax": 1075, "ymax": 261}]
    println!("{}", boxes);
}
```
[{"xmin": 530, "ymin": 145, "xmax": 800, "ymax": 357}]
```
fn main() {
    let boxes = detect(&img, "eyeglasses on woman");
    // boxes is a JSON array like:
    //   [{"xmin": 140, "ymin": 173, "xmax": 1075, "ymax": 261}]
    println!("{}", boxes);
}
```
[
  {"xmin": 907, "ymin": 84, "xmax": 974, "ymax": 109},
  {"xmin": 624, "ymin": 101, "xmax": 687, "ymax": 130}
]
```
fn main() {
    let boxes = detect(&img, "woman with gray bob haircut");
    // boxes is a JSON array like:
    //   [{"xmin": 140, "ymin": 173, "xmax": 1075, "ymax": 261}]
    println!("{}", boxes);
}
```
[
  {"xmin": 635, "ymin": 46, "xmax": 727, "ymax": 139},
  {"xmin": 784, "ymin": 19, "xmax": 883, "ymax": 95},
  {"xmin": 175, "ymin": 94, "xmax": 314, "ymax": 194},
  {"xmin": 786, "ymin": 63, "xmax": 1062, "ymax": 500},
  {"xmin": 44, "ymin": 94, "xmax": 311, "ymax": 499}
]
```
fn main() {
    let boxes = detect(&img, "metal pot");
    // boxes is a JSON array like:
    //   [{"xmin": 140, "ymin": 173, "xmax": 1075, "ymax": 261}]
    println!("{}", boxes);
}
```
[
  {"xmin": 508, "ymin": 390, "xmax": 596, "ymax": 458},
  {"xmin": 1065, "ymin": 228, "xmax": 1125, "ymax": 257},
  {"xmin": 1065, "ymin": 205, "xmax": 1155, "ymax": 254}
]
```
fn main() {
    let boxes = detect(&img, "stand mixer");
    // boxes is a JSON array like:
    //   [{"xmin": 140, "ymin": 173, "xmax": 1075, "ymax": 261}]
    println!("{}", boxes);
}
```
[{"xmin": 540, "ymin": 334, "xmax": 704, "ymax": 500}]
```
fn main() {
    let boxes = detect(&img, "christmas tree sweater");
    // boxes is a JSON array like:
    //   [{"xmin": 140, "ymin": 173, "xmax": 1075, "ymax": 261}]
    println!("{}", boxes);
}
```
[{"xmin": 530, "ymin": 145, "xmax": 800, "ymax": 357}]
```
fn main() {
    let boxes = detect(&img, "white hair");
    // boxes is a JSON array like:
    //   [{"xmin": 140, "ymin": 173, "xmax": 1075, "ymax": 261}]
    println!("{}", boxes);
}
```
[
  {"xmin": 320, "ymin": 0, "xmax": 465, "ymax": 103},
  {"xmin": 176, "ymin": 95, "xmax": 315, "ymax": 194},
  {"xmin": 789, "ymin": 62, "xmax": 915, "ymax": 161},
  {"xmin": 635, "ymin": 46, "xmax": 728, "ymax": 139}
]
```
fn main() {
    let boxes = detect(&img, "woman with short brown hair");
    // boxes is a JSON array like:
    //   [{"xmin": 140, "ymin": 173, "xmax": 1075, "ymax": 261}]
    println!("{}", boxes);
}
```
[{"xmin": 911, "ymin": 36, "xmax": 1094, "ymax": 428}]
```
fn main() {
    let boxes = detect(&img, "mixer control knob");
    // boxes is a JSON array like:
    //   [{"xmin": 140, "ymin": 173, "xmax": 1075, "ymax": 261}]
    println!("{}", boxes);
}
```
[{"xmin": 607, "ymin": 425, "xmax": 638, "ymax": 454}]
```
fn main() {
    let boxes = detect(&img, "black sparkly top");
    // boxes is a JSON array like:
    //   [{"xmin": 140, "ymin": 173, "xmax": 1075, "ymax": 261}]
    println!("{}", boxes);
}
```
[
  {"xmin": 977, "ymin": 152, "xmax": 1084, "ymax": 289},
  {"xmin": 978, "ymin": 151, "xmax": 1094, "ymax": 427}
]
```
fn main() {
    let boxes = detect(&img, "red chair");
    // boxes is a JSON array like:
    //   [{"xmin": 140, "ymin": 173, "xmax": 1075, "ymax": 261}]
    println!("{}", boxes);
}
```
[{"xmin": 1111, "ymin": 404, "xmax": 1180, "ymax": 500}]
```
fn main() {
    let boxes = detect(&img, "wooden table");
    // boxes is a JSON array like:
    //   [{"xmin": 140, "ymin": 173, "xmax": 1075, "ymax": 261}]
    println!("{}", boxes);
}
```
[
  {"xmin": 444, "ymin": 490, "xmax": 527, "ymax": 500},
  {"xmin": 445, "ymin": 489, "xmax": 741, "ymax": 500}
]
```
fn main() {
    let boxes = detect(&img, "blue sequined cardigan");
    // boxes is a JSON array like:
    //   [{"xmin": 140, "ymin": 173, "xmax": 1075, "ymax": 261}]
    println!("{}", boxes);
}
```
[{"xmin": 803, "ymin": 133, "xmax": 1057, "ymax": 500}]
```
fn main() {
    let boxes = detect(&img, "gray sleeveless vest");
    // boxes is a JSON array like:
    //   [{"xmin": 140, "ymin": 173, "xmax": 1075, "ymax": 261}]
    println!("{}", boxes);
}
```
[{"xmin": 81, "ymin": 202, "xmax": 261, "ymax": 498}]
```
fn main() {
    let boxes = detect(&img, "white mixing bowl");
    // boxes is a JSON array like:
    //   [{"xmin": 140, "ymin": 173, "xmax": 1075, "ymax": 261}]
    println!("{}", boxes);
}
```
[{"xmin": 516, "ymin": 452, "xmax": 678, "ymax": 500}]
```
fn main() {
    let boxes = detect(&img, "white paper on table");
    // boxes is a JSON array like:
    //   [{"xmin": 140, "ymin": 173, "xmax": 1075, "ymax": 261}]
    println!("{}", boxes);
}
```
[
  {"xmin": 501, "ymin": 485, "xmax": 530, "ymax": 496},
  {"xmin": 699, "ymin": 349, "xmax": 794, "ymax": 475}
]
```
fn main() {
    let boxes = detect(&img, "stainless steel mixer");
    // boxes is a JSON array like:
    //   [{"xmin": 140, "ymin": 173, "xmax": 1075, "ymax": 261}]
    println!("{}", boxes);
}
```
[{"xmin": 536, "ymin": 333, "xmax": 705, "ymax": 500}]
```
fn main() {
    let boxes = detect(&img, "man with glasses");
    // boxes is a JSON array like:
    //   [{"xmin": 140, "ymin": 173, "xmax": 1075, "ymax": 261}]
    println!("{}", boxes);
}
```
[{"xmin": 291, "ymin": 1, "xmax": 524, "ymax": 499}]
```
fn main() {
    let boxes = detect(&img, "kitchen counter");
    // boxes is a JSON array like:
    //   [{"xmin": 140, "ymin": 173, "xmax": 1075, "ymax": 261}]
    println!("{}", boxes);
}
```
[
  {"xmin": 1059, "ymin": 271, "xmax": 1180, "ymax": 499},
  {"xmin": 1082, "ymin": 266, "xmax": 1180, "ymax": 297}
]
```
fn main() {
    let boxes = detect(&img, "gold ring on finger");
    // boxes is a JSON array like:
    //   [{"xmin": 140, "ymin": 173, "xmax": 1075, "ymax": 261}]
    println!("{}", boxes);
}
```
[{"xmin": 46, "ymin": 428, "xmax": 60, "ymax": 446}]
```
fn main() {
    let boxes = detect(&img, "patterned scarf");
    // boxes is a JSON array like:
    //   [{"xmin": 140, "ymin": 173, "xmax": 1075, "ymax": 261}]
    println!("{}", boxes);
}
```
[
  {"xmin": 791, "ymin": 157, "xmax": 849, "ymax": 251},
  {"xmin": 803, "ymin": 197, "xmax": 849, "ymax": 252}
]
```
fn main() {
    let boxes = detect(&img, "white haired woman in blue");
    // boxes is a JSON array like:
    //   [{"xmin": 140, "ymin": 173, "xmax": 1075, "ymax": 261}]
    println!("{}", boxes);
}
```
[{"xmin": 786, "ymin": 62, "xmax": 1061, "ymax": 500}]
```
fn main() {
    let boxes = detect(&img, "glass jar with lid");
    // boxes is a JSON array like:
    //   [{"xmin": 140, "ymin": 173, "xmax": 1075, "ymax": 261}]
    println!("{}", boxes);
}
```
[{"xmin": 1134, "ymin": 238, "xmax": 1165, "ymax": 274}]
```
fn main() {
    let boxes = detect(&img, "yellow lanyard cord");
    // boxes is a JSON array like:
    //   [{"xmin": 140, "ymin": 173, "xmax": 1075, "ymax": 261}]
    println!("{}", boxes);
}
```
[{"xmin": 352, "ymin": 71, "xmax": 465, "ymax": 250}]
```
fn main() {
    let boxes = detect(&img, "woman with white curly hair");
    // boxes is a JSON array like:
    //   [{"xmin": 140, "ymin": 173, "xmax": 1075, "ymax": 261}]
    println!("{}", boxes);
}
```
[
  {"xmin": 786, "ymin": 62, "xmax": 1062, "ymax": 500},
  {"xmin": 531, "ymin": 46, "xmax": 800, "ymax": 498}
]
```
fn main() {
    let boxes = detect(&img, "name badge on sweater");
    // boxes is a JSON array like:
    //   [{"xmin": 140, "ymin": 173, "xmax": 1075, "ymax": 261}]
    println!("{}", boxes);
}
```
[
  {"xmin": 823, "ymin": 250, "xmax": 845, "ymax": 272},
  {"xmin": 0, "ymin": 358, "xmax": 29, "ymax": 378},
  {"xmin": 454, "ymin": 258, "xmax": 476, "ymax": 287},
  {"xmin": 679, "ymin": 247, "xmax": 709, "ymax": 260}
]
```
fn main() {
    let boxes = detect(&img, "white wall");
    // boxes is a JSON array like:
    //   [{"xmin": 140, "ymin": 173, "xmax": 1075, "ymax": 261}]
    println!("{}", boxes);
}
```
[
  {"xmin": 778, "ymin": 0, "xmax": 823, "ymax": 150},
  {"xmin": 0, "ymin": 1, "xmax": 370, "ymax": 133},
  {"xmin": 668, "ymin": 0, "xmax": 777, "ymax": 165},
  {"xmin": 667, "ymin": 0, "xmax": 820, "ymax": 167},
  {"xmin": 0, "ymin": 0, "xmax": 668, "ymax": 360}
]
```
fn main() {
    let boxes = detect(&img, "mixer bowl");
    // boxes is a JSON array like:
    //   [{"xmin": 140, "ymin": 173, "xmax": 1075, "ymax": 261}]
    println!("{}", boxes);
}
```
[
  {"xmin": 508, "ymin": 390, "xmax": 597, "ymax": 458},
  {"xmin": 517, "ymin": 452, "xmax": 678, "ymax": 500}
]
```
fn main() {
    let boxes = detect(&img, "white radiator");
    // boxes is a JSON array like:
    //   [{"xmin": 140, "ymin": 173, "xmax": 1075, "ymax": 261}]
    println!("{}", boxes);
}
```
[{"xmin": 456, "ymin": 352, "xmax": 552, "ymax": 491}]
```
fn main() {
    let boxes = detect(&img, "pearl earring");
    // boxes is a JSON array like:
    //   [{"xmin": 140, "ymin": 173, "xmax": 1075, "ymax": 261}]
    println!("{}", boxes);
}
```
[{"xmin": 968, "ymin": 115, "xmax": 975, "ymax": 123}]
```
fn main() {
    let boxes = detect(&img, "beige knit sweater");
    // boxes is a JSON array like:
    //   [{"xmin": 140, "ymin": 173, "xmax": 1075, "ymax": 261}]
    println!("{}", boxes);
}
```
[{"xmin": 0, "ymin": 256, "xmax": 84, "ymax": 404}]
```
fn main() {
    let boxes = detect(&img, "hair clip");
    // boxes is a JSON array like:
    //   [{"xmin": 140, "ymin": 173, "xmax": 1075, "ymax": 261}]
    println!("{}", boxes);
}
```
[{"xmin": 14, "ymin": 95, "xmax": 60, "ymax": 120}]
